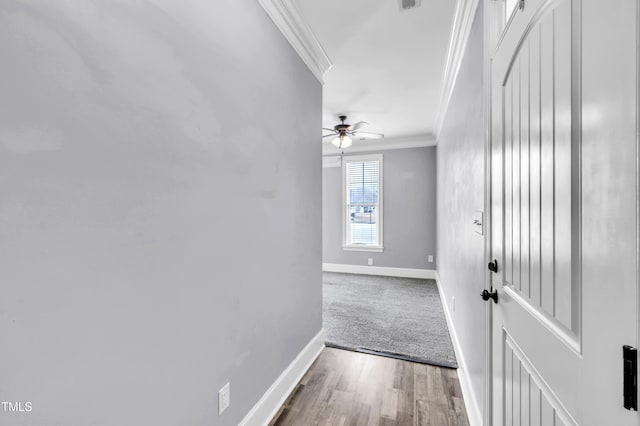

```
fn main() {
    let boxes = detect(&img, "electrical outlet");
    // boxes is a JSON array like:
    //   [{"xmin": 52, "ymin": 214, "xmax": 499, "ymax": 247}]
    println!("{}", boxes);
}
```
[
  {"xmin": 367, "ymin": 258, "xmax": 373, "ymax": 266},
  {"xmin": 428, "ymin": 255, "xmax": 433, "ymax": 263},
  {"xmin": 219, "ymin": 382, "xmax": 230, "ymax": 415},
  {"xmin": 452, "ymin": 296, "xmax": 456, "ymax": 312}
]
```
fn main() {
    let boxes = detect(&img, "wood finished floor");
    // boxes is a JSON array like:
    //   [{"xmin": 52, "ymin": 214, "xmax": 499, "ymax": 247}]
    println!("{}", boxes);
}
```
[{"xmin": 270, "ymin": 347, "xmax": 469, "ymax": 426}]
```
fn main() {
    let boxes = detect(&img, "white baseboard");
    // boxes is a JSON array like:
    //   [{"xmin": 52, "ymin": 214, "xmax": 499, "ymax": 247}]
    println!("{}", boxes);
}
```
[
  {"xmin": 322, "ymin": 263, "xmax": 437, "ymax": 280},
  {"xmin": 435, "ymin": 272, "xmax": 483, "ymax": 426},
  {"xmin": 239, "ymin": 329, "xmax": 325, "ymax": 426}
]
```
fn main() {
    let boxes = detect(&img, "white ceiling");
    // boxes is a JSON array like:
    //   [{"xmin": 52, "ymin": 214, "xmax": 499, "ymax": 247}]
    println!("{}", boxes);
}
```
[{"xmin": 293, "ymin": 0, "xmax": 456, "ymax": 140}]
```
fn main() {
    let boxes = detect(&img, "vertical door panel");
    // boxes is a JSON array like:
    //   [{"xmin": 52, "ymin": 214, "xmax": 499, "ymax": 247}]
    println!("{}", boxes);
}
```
[
  {"xmin": 529, "ymin": 25, "xmax": 542, "ymax": 308},
  {"xmin": 530, "ymin": 379, "xmax": 541, "ymax": 426},
  {"xmin": 520, "ymin": 39, "xmax": 531, "ymax": 299},
  {"xmin": 539, "ymin": 12, "xmax": 555, "ymax": 318},
  {"xmin": 512, "ymin": 57, "xmax": 521, "ymax": 292},
  {"xmin": 553, "ymin": 1, "xmax": 573, "ymax": 331},
  {"xmin": 505, "ymin": 77, "xmax": 514, "ymax": 287}
]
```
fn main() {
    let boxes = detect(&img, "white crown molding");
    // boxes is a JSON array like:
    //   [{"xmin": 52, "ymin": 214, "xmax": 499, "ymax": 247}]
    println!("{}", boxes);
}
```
[
  {"xmin": 434, "ymin": 0, "xmax": 481, "ymax": 139},
  {"xmin": 257, "ymin": 0, "xmax": 332, "ymax": 84},
  {"xmin": 322, "ymin": 133, "xmax": 436, "ymax": 156}
]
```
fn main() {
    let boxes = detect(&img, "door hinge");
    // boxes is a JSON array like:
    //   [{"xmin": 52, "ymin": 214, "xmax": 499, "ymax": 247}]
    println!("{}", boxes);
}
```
[{"xmin": 623, "ymin": 345, "xmax": 637, "ymax": 411}]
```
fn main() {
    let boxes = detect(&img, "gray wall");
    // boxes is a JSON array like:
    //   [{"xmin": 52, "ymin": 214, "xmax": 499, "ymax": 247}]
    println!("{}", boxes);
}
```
[
  {"xmin": 436, "ymin": 1, "xmax": 485, "ymax": 413},
  {"xmin": 0, "ymin": 2, "xmax": 321, "ymax": 425},
  {"xmin": 323, "ymin": 147, "xmax": 437, "ymax": 269}
]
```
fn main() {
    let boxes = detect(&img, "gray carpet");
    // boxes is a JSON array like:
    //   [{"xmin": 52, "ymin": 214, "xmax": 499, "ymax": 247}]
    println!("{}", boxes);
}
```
[{"xmin": 323, "ymin": 272, "xmax": 458, "ymax": 368}]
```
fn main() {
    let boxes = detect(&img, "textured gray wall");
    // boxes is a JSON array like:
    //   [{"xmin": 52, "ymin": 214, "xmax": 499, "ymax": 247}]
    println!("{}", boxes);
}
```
[
  {"xmin": 436, "ymin": 1, "xmax": 485, "ymax": 413},
  {"xmin": 0, "ymin": 1, "xmax": 322, "ymax": 425},
  {"xmin": 323, "ymin": 147, "xmax": 437, "ymax": 269}
]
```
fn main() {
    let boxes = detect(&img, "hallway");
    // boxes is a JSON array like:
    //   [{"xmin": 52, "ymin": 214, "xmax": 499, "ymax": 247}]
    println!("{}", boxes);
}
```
[
  {"xmin": 1, "ymin": 0, "xmax": 638, "ymax": 424},
  {"xmin": 271, "ymin": 348, "xmax": 469, "ymax": 426}
]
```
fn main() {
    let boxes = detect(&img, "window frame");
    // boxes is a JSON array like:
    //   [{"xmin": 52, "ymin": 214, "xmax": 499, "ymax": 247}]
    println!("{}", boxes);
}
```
[{"xmin": 341, "ymin": 153, "xmax": 384, "ymax": 252}]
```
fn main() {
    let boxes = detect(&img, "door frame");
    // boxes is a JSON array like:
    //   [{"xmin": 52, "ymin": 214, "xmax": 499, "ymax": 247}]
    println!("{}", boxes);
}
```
[
  {"xmin": 637, "ymin": 0, "xmax": 640, "ymax": 414},
  {"xmin": 481, "ymin": 1, "xmax": 505, "ymax": 424}
]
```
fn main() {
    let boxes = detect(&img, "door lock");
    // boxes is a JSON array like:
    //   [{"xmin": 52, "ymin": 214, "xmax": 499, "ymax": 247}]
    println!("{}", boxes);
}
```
[
  {"xmin": 488, "ymin": 259, "xmax": 498, "ymax": 273},
  {"xmin": 481, "ymin": 288, "xmax": 498, "ymax": 304},
  {"xmin": 623, "ymin": 345, "xmax": 637, "ymax": 410}
]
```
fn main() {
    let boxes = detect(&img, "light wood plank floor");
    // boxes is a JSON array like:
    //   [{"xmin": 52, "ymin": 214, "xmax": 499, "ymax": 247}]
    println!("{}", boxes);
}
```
[{"xmin": 270, "ymin": 347, "xmax": 469, "ymax": 426}]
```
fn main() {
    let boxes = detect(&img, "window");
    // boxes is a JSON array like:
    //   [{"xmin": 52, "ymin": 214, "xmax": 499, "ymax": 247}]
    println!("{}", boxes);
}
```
[
  {"xmin": 489, "ymin": 0, "xmax": 521, "ymax": 49},
  {"xmin": 343, "ymin": 154, "xmax": 383, "ymax": 252},
  {"xmin": 504, "ymin": 0, "xmax": 519, "ymax": 22}
]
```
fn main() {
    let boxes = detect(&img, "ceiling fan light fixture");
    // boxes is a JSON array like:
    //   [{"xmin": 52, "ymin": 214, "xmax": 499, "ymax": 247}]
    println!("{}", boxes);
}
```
[{"xmin": 331, "ymin": 135, "xmax": 352, "ymax": 149}]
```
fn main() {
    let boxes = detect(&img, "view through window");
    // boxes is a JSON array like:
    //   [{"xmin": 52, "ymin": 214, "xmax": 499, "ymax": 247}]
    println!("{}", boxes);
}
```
[{"xmin": 344, "ymin": 155, "xmax": 382, "ymax": 250}]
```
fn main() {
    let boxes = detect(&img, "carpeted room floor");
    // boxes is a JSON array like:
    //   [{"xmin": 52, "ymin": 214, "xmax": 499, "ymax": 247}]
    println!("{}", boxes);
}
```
[{"xmin": 323, "ymin": 272, "xmax": 457, "ymax": 368}]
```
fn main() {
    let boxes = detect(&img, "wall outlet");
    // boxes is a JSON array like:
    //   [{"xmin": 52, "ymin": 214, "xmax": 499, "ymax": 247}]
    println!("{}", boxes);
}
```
[
  {"xmin": 452, "ymin": 296, "xmax": 456, "ymax": 312},
  {"xmin": 428, "ymin": 255, "xmax": 433, "ymax": 263},
  {"xmin": 367, "ymin": 258, "xmax": 373, "ymax": 266},
  {"xmin": 219, "ymin": 382, "xmax": 230, "ymax": 415}
]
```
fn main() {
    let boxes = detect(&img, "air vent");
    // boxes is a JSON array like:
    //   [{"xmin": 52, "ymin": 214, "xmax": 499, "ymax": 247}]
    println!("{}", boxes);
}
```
[{"xmin": 398, "ymin": 0, "xmax": 422, "ymax": 11}]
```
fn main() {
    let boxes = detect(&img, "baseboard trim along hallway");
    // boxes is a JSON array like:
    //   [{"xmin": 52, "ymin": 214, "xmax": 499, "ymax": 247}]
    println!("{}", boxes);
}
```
[
  {"xmin": 239, "ymin": 329, "xmax": 325, "ymax": 426},
  {"xmin": 322, "ymin": 263, "xmax": 437, "ymax": 280},
  {"xmin": 435, "ymin": 273, "xmax": 482, "ymax": 426}
]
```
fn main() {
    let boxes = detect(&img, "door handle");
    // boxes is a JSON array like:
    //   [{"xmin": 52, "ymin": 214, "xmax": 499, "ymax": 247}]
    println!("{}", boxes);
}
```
[{"xmin": 481, "ymin": 289, "xmax": 498, "ymax": 304}]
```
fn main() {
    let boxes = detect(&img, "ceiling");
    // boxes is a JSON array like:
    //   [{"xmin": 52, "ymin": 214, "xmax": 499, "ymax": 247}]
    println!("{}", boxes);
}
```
[{"xmin": 293, "ymin": 0, "xmax": 456, "ymax": 141}]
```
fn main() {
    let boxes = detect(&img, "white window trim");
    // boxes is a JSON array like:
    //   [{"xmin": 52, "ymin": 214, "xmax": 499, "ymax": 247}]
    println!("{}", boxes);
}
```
[{"xmin": 342, "ymin": 153, "xmax": 384, "ymax": 252}]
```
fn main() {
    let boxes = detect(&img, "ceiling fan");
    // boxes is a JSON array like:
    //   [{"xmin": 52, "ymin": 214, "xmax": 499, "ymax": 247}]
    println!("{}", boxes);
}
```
[{"xmin": 323, "ymin": 115, "xmax": 384, "ymax": 149}]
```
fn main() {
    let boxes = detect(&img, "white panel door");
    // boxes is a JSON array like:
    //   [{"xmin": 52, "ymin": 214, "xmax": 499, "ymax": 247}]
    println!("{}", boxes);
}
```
[{"xmin": 489, "ymin": 0, "xmax": 639, "ymax": 425}]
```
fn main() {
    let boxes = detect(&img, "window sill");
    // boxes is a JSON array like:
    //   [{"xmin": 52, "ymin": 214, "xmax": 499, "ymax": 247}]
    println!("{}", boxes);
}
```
[{"xmin": 342, "ymin": 245, "xmax": 384, "ymax": 253}]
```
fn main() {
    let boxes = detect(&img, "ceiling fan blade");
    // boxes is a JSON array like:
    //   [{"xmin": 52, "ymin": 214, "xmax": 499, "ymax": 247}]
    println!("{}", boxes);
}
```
[
  {"xmin": 323, "ymin": 134, "xmax": 337, "ymax": 138},
  {"xmin": 351, "ymin": 131, "xmax": 384, "ymax": 139},
  {"xmin": 323, "ymin": 128, "xmax": 336, "ymax": 132},
  {"xmin": 348, "ymin": 121, "xmax": 370, "ymax": 131}
]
